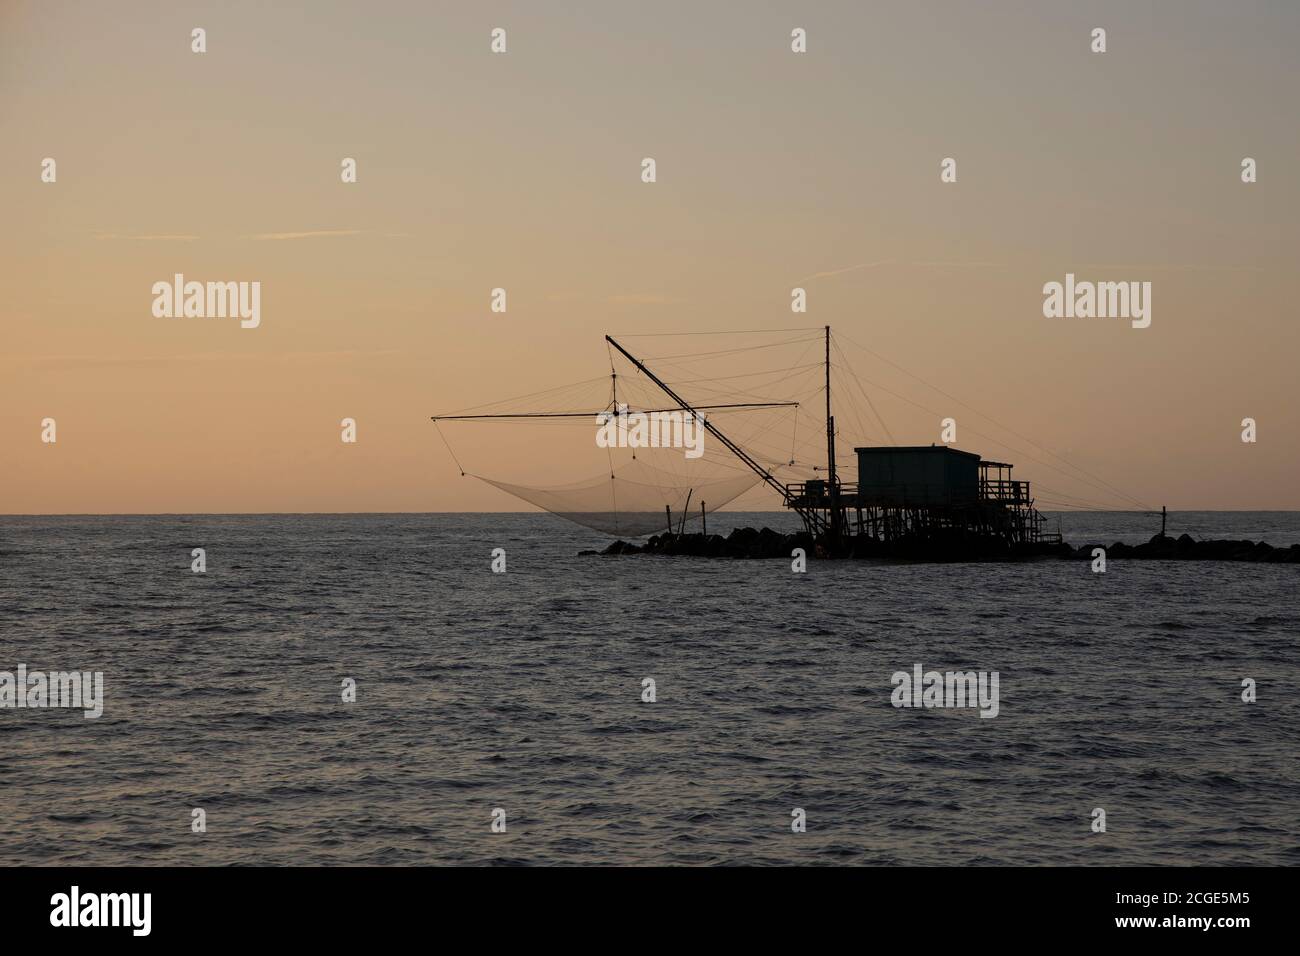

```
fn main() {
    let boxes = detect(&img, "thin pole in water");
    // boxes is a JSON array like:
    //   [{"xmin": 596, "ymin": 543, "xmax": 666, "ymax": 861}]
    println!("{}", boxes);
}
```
[{"xmin": 701, "ymin": 501, "xmax": 706, "ymax": 537}]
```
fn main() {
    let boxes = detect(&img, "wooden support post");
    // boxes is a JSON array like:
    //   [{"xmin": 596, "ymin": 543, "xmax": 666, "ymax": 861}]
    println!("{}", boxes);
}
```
[{"xmin": 701, "ymin": 501, "xmax": 706, "ymax": 537}]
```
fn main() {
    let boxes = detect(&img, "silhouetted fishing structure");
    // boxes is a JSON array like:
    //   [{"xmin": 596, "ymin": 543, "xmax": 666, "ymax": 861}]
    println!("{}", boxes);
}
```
[
  {"xmin": 433, "ymin": 327, "xmax": 1299, "ymax": 563},
  {"xmin": 600, "ymin": 328, "xmax": 1057, "ymax": 558}
]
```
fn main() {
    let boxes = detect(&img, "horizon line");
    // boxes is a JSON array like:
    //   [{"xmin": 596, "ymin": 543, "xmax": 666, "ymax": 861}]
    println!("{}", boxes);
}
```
[{"xmin": 2, "ymin": 509, "xmax": 1295, "ymax": 518}]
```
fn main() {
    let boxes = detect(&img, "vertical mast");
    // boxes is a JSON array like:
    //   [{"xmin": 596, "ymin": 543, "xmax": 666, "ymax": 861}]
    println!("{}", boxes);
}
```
[{"xmin": 826, "ymin": 325, "xmax": 841, "ymax": 542}]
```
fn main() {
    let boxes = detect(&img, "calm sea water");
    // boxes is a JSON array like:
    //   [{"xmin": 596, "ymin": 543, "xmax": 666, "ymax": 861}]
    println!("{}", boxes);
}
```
[{"xmin": 1, "ymin": 511, "xmax": 1297, "ymax": 866}]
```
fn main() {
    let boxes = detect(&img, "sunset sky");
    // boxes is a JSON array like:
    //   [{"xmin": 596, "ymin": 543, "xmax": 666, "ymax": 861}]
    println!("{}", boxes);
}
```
[{"xmin": 3, "ymin": 0, "xmax": 1297, "ymax": 514}]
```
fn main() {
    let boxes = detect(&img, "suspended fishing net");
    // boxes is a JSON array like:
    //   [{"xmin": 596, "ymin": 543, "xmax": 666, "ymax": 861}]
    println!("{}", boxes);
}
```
[
  {"xmin": 431, "ymin": 331, "xmax": 829, "ymax": 537},
  {"xmin": 479, "ymin": 457, "xmax": 766, "ymax": 537}
]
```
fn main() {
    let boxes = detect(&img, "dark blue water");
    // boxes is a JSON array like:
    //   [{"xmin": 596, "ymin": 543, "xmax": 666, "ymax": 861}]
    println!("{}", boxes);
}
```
[{"xmin": 1, "ymin": 512, "xmax": 1297, "ymax": 865}]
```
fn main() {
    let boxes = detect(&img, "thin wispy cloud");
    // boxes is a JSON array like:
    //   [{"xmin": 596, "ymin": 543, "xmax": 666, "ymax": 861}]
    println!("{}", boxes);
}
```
[
  {"xmin": 799, "ymin": 259, "xmax": 895, "ymax": 282},
  {"xmin": 7, "ymin": 350, "xmax": 403, "ymax": 368},
  {"xmin": 94, "ymin": 233, "xmax": 199, "ymax": 241},
  {"xmin": 1073, "ymin": 262, "xmax": 1266, "ymax": 273},
  {"xmin": 544, "ymin": 292, "xmax": 681, "ymax": 305},
  {"xmin": 248, "ymin": 229, "xmax": 362, "ymax": 241},
  {"xmin": 798, "ymin": 259, "xmax": 1012, "ymax": 283},
  {"xmin": 800, "ymin": 259, "xmax": 1261, "ymax": 285}
]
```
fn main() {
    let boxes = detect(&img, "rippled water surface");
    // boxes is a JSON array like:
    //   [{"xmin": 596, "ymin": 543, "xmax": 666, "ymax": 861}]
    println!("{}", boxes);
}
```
[{"xmin": 1, "ymin": 512, "xmax": 1297, "ymax": 865}]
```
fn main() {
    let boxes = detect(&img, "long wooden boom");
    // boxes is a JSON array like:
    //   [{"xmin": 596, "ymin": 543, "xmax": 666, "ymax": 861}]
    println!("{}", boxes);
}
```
[
  {"xmin": 431, "ymin": 401, "xmax": 797, "ymax": 421},
  {"xmin": 604, "ymin": 335, "xmax": 818, "ymax": 529}
]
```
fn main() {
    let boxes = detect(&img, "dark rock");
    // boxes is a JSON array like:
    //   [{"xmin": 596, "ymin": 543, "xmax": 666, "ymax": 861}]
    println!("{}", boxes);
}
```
[
  {"xmin": 581, "ymin": 528, "xmax": 1299, "ymax": 564},
  {"xmin": 600, "ymin": 539, "xmax": 642, "ymax": 555}
]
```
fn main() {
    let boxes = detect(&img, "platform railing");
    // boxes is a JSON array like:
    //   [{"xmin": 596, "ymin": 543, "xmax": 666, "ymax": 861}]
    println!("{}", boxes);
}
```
[{"xmin": 979, "ymin": 478, "xmax": 1031, "ymax": 502}]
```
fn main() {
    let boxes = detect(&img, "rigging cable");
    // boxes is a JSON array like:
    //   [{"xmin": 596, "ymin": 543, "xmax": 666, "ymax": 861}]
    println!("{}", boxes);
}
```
[
  {"xmin": 832, "ymin": 337, "xmax": 895, "ymax": 445},
  {"xmin": 433, "ymin": 420, "xmax": 466, "ymax": 477},
  {"xmin": 835, "ymin": 330, "xmax": 1152, "ymax": 511}
]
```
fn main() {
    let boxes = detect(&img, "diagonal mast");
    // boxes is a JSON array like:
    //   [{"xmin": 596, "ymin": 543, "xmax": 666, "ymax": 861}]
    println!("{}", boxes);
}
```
[{"xmin": 604, "ymin": 334, "xmax": 819, "ymax": 531}]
